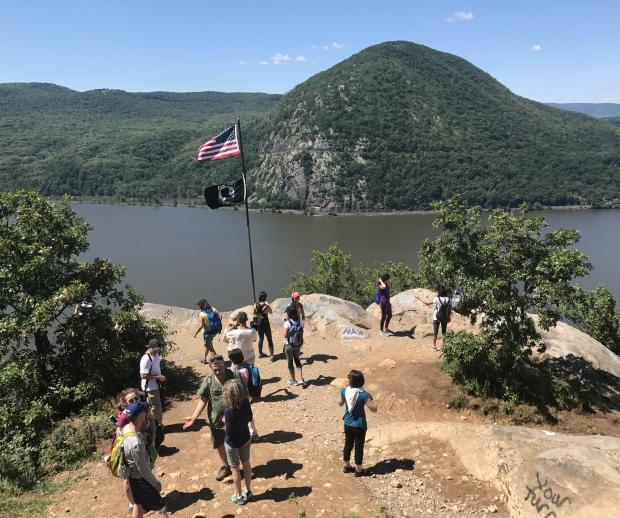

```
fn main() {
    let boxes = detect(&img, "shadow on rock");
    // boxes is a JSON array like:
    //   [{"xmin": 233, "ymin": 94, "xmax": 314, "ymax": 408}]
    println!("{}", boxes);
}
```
[
  {"xmin": 253, "ymin": 458, "xmax": 303, "ymax": 479},
  {"xmin": 259, "ymin": 430, "xmax": 303, "ymax": 444},
  {"xmin": 304, "ymin": 354, "xmax": 338, "ymax": 365},
  {"xmin": 305, "ymin": 375, "xmax": 335, "ymax": 387},
  {"xmin": 260, "ymin": 388, "xmax": 299, "ymax": 403},
  {"xmin": 165, "ymin": 487, "xmax": 214, "ymax": 513},
  {"xmin": 255, "ymin": 485, "xmax": 312, "ymax": 502},
  {"xmin": 369, "ymin": 458, "xmax": 415, "ymax": 475}
]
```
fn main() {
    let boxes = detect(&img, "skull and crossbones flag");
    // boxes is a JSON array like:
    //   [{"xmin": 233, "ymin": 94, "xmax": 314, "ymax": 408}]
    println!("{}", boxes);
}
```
[{"xmin": 203, "ymin": 177, "xmax": 246, "ymax": 209}]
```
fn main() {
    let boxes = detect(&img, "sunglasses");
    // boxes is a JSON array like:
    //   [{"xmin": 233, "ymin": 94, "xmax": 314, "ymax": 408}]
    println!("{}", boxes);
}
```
[{"xmin": 127, "ymin": 396, "xmax": 140, "ymax": 404}]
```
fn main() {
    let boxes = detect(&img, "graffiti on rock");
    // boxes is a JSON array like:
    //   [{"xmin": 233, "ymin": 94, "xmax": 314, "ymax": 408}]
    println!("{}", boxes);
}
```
[
  {"xmin": 524, "ymin": 472, "xmax": 571, "ymax": 518},
  {"xmin": 341, "ymin": 327, "xmax": 365, "ymax": 339}
]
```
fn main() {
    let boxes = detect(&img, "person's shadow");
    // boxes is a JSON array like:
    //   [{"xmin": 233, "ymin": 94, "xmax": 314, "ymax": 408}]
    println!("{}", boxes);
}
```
[
  {"xmin": 252, "ymin": 458, "xmax": 303, "ymax": 479},
  {"xmin": 259, "ymin": 430, "xmax": 303, "ymax": 444},
  {"xmin": 304, "ymin": 354, "xmax": 338, "ymax": 365},
  {"xmin": 368, "ymin": 458, "xmax": 415, "ymax": 475},
  {"xmin": 260, "ymin": 388, "xmax": 298, "ymax": 403},
  {"xmin": 164, "ymin": 487, "xmax": 214, "ymax": 513},
  {"xmin": 389, "ymin": 325, "xmax": 416, "ymax": 339}
]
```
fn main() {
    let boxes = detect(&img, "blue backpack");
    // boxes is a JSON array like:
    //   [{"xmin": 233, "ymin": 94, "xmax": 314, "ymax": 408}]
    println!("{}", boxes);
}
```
[
  {"xmin": 374, "ymin": 289, "xmax": 381, "ymax": 305},
  {"xmin": 206, "ymin": 310, "xmax": 222, "ymax": 335},
  {"xmin": 287, "ymin": 320, "xmax": 304, "ymax": 347},
  {"xmin": 246, "ymin": 365, "xmax": 262, "ymax": 398}
]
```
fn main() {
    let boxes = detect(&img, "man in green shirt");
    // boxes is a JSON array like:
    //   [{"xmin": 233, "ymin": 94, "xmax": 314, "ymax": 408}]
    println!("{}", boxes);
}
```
[{"xmin": 183, "ymin": 354, "xmax": 238, "ymax": 481}]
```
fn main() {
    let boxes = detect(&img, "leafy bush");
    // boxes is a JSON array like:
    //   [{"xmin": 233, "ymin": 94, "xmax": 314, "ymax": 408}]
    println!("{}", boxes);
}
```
[
  {"xmin": 441, "ymin": 331, "xmax": 504, "ymax": 398},
  {"xmin": 288, "ymin": 243, "xmax": 423, "ymax": 307}
]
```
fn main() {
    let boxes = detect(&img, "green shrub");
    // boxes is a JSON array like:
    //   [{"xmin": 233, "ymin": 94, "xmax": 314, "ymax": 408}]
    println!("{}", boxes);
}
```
[
  {"xmin": 40, "ymin": 415, "xmax": 113, "ymax": 474},
  {"xmin": 441, "ymin": 331, "xmax": 503, "ymax": 398}
]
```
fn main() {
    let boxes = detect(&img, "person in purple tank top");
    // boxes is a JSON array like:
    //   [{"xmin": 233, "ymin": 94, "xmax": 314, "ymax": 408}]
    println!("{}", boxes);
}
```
[{"xmin": 378, "ymin": 273, "xmax": 393, "ymax": 336}]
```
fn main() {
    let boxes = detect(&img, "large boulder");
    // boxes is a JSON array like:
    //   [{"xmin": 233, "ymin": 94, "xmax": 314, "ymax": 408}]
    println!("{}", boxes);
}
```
[{"xmin": 367, "ymin": 422, "xmax": 620, "ymax": 518}]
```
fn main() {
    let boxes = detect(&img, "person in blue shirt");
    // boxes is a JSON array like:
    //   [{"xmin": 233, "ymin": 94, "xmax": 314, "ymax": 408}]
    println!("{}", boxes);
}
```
[{"xmin": 338, "ymin": 370, "xmax": 377, "ymax": 476}]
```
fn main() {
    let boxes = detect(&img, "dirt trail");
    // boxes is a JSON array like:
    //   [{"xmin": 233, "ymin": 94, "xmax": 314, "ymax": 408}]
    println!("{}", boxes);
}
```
[{"xmin": 48, "ymin": 316, "xmax": 508, "ymax": 517}]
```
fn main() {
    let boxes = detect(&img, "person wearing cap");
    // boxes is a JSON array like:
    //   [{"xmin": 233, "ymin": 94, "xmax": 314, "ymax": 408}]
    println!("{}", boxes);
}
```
[
  {"xmin": 182, "ymin": 354, "xmax": 240, "ymax": 481},
  {"xmin": 289, "ymin": 291, "xmax": 306, "ymax": 326},
  {"xmin": 122, "ymin": 401, "xmax": 168, "ymax": 518},
  {"xmin": 140, "ymin": 339, "xmax": 166, "ymax": 426},
  {"xmin": 194, "ymin": 299, "xmax": 221, "ymax": 363}
]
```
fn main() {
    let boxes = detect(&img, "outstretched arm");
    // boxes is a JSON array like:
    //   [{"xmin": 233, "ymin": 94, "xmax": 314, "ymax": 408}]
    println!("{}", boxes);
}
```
[
  {"xmin": 183, "ymin": 397, "xmax": 208, "ymax": 430},
  {"xmin": 366, "ymin": 394, "xmax": 378, "ymax": 413}
]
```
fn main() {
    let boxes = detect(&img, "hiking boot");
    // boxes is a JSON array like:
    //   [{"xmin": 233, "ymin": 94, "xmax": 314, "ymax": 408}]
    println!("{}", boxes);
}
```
[
  {"xmin": 343, "ymin": 466, "xmax": 356, "ymax": 474},
  {"xmin": 216, "ymin": 465, "xmax": 232, "ymax": 481},
  {"xmin": 354, "ymin": 469, "xmax": 369, "ymax": 477},
  {"xmin": 228, "ymin": 494, "xmax": 246, "ymax": 505}
]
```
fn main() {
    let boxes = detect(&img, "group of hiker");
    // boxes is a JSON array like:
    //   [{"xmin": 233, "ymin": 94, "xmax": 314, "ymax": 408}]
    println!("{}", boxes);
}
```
[{"xmin": 109, "ymin": 279, "xmax": 455, "ymax": 517}]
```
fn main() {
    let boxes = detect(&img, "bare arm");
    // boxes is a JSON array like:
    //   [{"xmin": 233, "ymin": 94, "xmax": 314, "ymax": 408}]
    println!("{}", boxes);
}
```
[
  {"xmin": 194, "ymin": 314, "xmax": 205, "ymax": 338},
  {"xmin": 337, "ymin": 391, "xmax": 345, "ymax": 406},
  {"xmin": 264, "ymin": 302, "xmax": 273, "ymax": 314},
  {"xmin": 378, "ymin": 279, "xmax": 387, "ymax": 289},
  {"xmin": 366, "ymin": 394, "xmax": 378, "ymax": 413},
  {"xmin": 183, "ymin": 397, "xmax": 208, "ymax": 430},
  {"xmin": 415, "ymin": 294, "xmax": 433, "ymax": 306},
  {"xmin": 299, "ymin": 303, "xmax": 306, "ymax": 323}
]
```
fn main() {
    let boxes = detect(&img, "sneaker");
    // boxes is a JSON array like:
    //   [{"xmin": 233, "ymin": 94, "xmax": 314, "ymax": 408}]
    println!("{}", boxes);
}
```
[
  {"xmin": 432, "ymin": 345, "xmax": 438, "ymax": 352},
  {"xmin": 242, "ymin": 489, "xmax": 253, "ymax": 502},
  {"xmin": 379, "ymin": 331, "xmax": 388, "ymax": 337},
  {"xmin": 270, "ymin": 355, "xmax": 276, "ymax": 362},
  {"xmin": 251, "ymin": 433, "xmax": 260, "ymax": 442},
  {"xmin": 297, "ymin": 378, "xmax": 306, "ymax": 386},
  {"xmin": 287, "ymin": 380, "xmax": 297, "ymax": 386},
  {"xmin": 127, "ymin": 503, "xmax": 134, "ymax": 513},
  {"xmin": 343, "ymin": 466, "xmax": 356, "ymax": 474},
  {"xmin": 354, "ymin": 469, "xmax": 368, "ymax": 477},
  {"xmin": 216, "ymin": 465, "xmax": 232, "ymax": 481},
  {"xmin": 258, "ymin": 353, "xmax": 268, "ymax": 358},
  {"xmin": 228, "ymin": 494, "xmax": 247, "ymax": 505}
]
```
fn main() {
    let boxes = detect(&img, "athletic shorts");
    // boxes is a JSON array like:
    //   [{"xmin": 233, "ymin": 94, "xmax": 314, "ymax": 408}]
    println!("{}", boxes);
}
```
[
  {"xmin": 433, "ymin": 319, "xmax": 448, "ymax": 337},
  {"xmin": 209, "ymin": 424, "xmax": 226, "ymax": 449},
  {"xmin": 128, "ymin": 477, "xmax": 165, "ymax": 512},
  {"xmin": 224, "ymin": 439, "xmax": 251, "ymax": 468},
  {"xmin": 203, "ymin": 334, "xmax": 214, "ymax": 349}
]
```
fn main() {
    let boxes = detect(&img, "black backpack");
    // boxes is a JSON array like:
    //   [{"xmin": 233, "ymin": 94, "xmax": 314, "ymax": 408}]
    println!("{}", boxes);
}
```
[
  {"xmin": 436, "ymin": 297, "xmax": 452, "ymax": 322},
  {"xmin": 252, "ymin": 304, "xmax": 267, "ymax": 329}
]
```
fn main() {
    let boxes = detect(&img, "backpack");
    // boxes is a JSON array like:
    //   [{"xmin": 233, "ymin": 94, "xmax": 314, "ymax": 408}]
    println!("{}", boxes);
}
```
[
  {"xmin": 436, "ymin": 297, "xmax": 452, "ymax": 323},
  {"xmin": 252, "ymin": 304, "xmax": 267, "ymax": 329},
  {"xmin": 287, "ymin": 320, "xmax": 304, "ymax": 347},
  {"xmin": 103, "ymin": 430, "xmax": 137, "ymax": 478},
  {"xmin": 451, "ymin": 286, "xmax": 465, "ymax": 314},
  {"xmin": 374, "ymin": 290, "xmax": 381, "ymax": 305},
  {"xmin": 246, "ymin": 364, "xmax": 262, "ymax": 398},
  {"xmin": 206, "ymin": 310, "xmax": 222, "ymax": 335}
]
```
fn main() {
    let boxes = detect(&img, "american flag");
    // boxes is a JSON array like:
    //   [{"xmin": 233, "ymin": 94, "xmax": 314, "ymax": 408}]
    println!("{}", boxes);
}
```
[{"xmin": 193, "ymin": 124, "xmax": 240, "ymax": 161}]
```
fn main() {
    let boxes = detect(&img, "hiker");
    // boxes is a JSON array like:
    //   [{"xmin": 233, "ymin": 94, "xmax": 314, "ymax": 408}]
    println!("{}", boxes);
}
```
[
  {"xmin": 122, "ymin": 401, "xmax": 168, "ymax": 518},
  {"xmin": 194, "ymin": 299, "xmax": 222, "ymax": 363},
  {"xmin": 377, "ymin": 273, "xmax": 393, "ymax": 336},
  {"xmin": 223, "ymin": 379, "xmax": 254, "ymax": 505},
  {"xmin": 417, "ymin": 287, "xmax": 451, "ymax": 351},
  {"xmin": 140, "ymin": 339, "xmax": 165, "ymax": 426},
  {"xmin": 183, "ymin": 354, "xmax": 239, "ymax": 481},
  {"xmin": 253, "ymin": 291, "xmax": 275, "ymax": 361},
  {"xmin": 228, "ymin": 349, "xmax": 259, "ymax": 440},
  {"xmin": 283, "ymin": 306, "xmax": 306, "ymax": 387},
  {"xmin": 338, "ymin": 370, "xmax": 377, "ymax": 477},
  {"xmin": 223, "ymin": 311, "xmax": 257, "ymax": 366},
  {"xmin": 288, "ymin": 291, "xmax": 306, "ymax": 325}
]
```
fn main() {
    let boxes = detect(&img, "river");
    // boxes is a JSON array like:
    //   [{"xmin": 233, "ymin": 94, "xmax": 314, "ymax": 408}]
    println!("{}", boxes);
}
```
[{"xmin": 73, "ymin": 203, "xmax": 620, "ymax": 311}]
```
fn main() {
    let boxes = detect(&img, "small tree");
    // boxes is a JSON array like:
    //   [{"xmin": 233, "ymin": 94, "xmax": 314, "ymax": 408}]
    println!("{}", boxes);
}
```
[
  {"xmin": 0, "ymin": 191, "xmax": 168, "ymax": 488},
  {"xmin": 419, "ymin": 196, "xmax": 591, "ymax": 395}
]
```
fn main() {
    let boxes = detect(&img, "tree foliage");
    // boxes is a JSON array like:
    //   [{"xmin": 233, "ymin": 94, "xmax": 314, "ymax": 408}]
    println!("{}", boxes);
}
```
[
  {"xmin": 0, "ymin": 192, "xmax": 169, "ymax": 489},
  {"xmin": 419, "ymin": 196, "xmax": 592, "ymax": 396}
]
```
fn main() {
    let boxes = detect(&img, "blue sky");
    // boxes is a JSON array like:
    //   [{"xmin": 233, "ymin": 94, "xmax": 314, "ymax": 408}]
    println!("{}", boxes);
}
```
[{"xmin": 1, "ymin": 1, "xmax": 618, "ymax": 102}]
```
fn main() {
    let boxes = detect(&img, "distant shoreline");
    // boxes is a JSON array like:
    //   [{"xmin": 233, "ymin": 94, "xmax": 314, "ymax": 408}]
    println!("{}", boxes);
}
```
[{"xmin": 56, "ymin": 196, "xmax": 603, "ymax": 216}]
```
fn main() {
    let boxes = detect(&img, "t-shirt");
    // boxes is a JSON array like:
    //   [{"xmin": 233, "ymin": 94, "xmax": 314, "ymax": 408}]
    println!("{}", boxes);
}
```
[
  {"xmin": 432, "ymin": 297, "xmax": 451, "ymax": 321},
  {"xmin": 341, "ymin": 388, "xmax": 371, "ymax": 430},
  {"xmin": 115, "ymin": 410, "xmax": 129, "ymax": 430},
  {"xmin": 226, "ymin": 328, "xmax": 257, "ymax": 363},
  {"xmin": 224, "ymin": 399, "xmax": 253, "ymax": 448},
  {"xmin": 196, "ymin": 369, "xmax": 239, "ymax": 428},
  {"xmin": 121, "ymin": 425, "xmax": 159, "ymax": 487},
  {"xmin": 140, "ymin": 353, "xmax": 161, "ymax": 392}
]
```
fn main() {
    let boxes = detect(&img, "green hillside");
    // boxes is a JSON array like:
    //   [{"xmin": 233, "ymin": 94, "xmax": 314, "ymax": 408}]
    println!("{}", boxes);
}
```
[
  {"xmin": 252, "ymin": 41, "xmax": 620, "ymax": 210},
  {"xmin": 0, "ymin": 83, "xmax": 281, "ymax": 200}
]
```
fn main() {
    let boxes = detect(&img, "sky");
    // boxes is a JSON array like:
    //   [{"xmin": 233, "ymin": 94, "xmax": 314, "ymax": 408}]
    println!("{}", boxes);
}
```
[{"xmin": 1, "ymin": 1, "xmax": 619, "ymax": 103}]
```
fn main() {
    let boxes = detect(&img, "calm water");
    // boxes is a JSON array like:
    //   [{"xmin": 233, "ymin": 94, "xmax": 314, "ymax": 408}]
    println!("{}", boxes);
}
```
[{"xmin": 73, "ymin": 204, "xmax": 620, "ymax": 311}]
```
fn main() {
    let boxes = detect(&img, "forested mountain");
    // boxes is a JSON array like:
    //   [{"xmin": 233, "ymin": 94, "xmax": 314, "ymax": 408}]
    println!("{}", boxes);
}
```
[
  {"xmin": 547, "ymin": 102, "xmax": 620, "ymax": 118},
  {"xmin": 0, "ymin": 83, "xmax": 281, "ymax": 200},
  {"xmin": 1, "ymin": 41, "xmax": 620, "ymax": 211},
  {"xmin": 250, "ymin": 41, "xmax": 620, "ymax": 211}
]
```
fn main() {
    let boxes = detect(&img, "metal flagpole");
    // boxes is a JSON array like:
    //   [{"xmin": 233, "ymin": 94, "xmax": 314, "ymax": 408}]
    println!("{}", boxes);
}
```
[{"xmin": 236, "ymin": 119, "xmax": 257, "ymax": 303}]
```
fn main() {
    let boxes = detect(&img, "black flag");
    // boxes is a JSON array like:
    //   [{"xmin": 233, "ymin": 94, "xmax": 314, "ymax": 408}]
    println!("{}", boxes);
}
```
[{"xmin": 204, "ymin": 178, "xmax": 246, "ymax": 209}]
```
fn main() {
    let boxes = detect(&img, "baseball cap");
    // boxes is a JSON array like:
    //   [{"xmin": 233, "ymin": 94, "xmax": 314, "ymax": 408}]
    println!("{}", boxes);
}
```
[
  {"xmin": 147, "ymin": 338, "xmax": 160, "ymax": 348},
  {"xmin": 126, "ymin": 401, "xmax": 151, "ymax": 421},
  {"xmin": 291, "ymin": 291, "xmax": 300, "ymax": 299}
]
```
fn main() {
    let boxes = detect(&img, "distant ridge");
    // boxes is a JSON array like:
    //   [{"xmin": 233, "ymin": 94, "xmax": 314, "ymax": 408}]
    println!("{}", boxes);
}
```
[
  {"xmin": 1, "ymin": 41, "xmax": 620, "ymax": 211},
  {"xmin": 547, "ymin": 102, "xmax": 620, "ymax": 118}
]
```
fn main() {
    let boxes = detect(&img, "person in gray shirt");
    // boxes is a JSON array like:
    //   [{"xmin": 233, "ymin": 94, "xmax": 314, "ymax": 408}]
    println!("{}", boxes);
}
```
[{"xmin": 122, "ymin": 402, "xmax": 168, "ymax": 518}]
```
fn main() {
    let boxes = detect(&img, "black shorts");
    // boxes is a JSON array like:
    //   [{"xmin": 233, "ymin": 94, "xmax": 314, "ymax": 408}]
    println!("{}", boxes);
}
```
[
  {"xmin": 128, "ymin": 477, "xmax": 165, "ymax": 512},
  {"xmin": 433, "ymin": 319, "xmax": 448, "ymax": 337},
  {"xmin": 210, "ymin": 424, "xmax": 226, "ymax": 449}
]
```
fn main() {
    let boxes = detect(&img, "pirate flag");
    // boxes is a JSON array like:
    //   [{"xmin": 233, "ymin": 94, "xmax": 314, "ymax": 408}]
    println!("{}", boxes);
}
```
[{"xmin": 204, "ymin": 178, "xmax": 246, "ymax": 209}]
